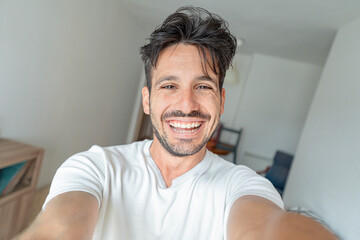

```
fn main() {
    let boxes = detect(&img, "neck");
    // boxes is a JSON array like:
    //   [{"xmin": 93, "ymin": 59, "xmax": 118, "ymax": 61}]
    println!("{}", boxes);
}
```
[{"xmin": 149, "ymin": 137, "xmax": 206, "ymax": 187}]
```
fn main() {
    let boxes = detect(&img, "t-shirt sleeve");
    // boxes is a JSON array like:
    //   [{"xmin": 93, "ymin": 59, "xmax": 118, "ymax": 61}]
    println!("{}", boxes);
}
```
[
  {"xmin": 223, "ymin": 165, "xmax": 284, "ymax": 240},
  {"xmin": 42, "ymin": 146, "xmax": 105, "ymax": 210},
  {"xmin": 225, "ymin": 165, "xmax": 284, "ymax": 216}
]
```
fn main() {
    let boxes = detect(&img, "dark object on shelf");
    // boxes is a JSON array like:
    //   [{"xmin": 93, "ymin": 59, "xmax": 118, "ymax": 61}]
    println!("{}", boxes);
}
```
[
  {"xmin": 206, "ymin": 123, "xmax": 243, "ymax": 164},
  {"xmin": 0, "ymin": 161, "xmax": 30, "ymax": 196}
]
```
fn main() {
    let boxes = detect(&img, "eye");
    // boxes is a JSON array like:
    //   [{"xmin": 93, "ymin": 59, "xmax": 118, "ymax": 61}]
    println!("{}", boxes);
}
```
[
  {"xmin": 197, "ymin": 85, "xmax": 213, "ymax": 90},
  {"xmin": 162, "ymin": 85, "xmax": 176, "ymax": 90}
]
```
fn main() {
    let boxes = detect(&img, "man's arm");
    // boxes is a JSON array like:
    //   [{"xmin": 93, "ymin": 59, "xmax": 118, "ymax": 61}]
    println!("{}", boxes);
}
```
[
  {"xmin": 227, "ymin": 195, "xmax": 338, "ymax": 240},
  {"xmin": 16, "ymin": 191, "xmax": 98, "ymax": 240}
]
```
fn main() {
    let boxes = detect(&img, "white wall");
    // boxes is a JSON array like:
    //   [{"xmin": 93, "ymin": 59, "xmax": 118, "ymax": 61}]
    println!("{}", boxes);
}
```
[
  {"xmin": 283, "ymin": 17, "xmax": 360, "ymax": 240},
  {"xmin": 0, "ymin": 0, "xmax": 146, "ymax": 188},
  {"xmin": 221, "ymin": 53, "xmax": 253, "ymax": 127},
  {"xmin": 222, "ymin": 54, "xmax": 322, "ymax": 168}
]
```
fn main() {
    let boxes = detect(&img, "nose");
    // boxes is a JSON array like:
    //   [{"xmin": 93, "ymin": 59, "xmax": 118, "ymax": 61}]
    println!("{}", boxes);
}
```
[{"xmin": 176, "ymin": 88, "xmax": 200, "ymax": 114}]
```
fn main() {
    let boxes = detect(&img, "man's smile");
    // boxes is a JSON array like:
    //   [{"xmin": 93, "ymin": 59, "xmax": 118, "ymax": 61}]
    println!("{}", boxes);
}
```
[{"xmin": 167, "ymin": 120, "xmax": 203, "ymax": 134}]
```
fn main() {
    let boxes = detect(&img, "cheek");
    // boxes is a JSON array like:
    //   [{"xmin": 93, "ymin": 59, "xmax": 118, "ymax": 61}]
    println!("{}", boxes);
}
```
[
  {"xmin": 201, "ymin": 94, "xmax": 222, "ymax": 111},
  {"xmin": 150, "ymin": 96, "xmax": 170, "ymax": 116}
]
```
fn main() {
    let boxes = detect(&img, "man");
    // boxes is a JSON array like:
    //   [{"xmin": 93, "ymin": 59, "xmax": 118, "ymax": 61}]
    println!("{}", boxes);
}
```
[{"xmin": 19, "ymin": 6, "xmax": 337, "ymax": 240}]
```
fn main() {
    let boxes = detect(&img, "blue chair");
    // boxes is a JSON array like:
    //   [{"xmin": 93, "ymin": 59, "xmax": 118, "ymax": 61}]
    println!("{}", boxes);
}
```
[{"xmin": 262, "ymin": 151, "xmax": 294, "ymax": 196}]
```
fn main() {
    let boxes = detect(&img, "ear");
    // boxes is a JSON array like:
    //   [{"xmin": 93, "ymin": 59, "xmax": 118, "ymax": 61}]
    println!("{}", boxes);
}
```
[
  {"xmin": 221, "ymin": 88, "xmax": 225, "ymax": 115},
  {"xmin": 142, "ymin": 87, "xmax": 150, "ymax": 115}
]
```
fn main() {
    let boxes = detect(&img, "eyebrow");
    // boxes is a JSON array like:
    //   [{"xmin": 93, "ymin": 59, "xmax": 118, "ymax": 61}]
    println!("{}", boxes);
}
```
[
  {"xmin": 154, "ymin": 76, "xmax": 179, "ymax": 88},
  {"xmin": 154, "ymin": 75, "xmax": 218, "ymax": 87},
  {"xmin": 195, "ymin": 75, "xmax": 218, "ymax": 85}
]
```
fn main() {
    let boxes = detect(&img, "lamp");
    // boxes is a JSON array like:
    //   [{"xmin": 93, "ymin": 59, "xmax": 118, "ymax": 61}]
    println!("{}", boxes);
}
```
[
  {"xmin": 224, "ymin": 66, "xmax": 239, "ymax": 84},
  {"xmin": 224, "ymin": 38, "xmax": 244, "ymax": 85}
]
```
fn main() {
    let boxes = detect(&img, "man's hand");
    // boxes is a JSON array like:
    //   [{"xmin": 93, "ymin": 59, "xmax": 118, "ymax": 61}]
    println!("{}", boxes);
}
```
[
  {"xmin": 15, "ymin": 191, "xmax": 98, "ymax": 240},
  {"xmin": 227, "ymin": 195, "xmax": 338, "ymax": 240}
]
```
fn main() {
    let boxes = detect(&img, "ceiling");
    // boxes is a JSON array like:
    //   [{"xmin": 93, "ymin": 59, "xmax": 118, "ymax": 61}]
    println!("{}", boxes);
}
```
[{"xmin": 120, "ymin": 0, "xmax": 360, "ymax": 66}]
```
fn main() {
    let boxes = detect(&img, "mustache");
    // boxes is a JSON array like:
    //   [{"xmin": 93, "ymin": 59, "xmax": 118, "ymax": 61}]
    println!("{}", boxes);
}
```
[{"xmin": 162, "ymin": 110, "xmax": 211, "ymax": 120}]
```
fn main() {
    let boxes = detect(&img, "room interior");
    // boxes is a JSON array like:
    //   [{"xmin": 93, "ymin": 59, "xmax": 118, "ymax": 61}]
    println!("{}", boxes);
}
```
[{"xmin": 1, "ymin": 0, "xmax": 360, "ymax": 239}]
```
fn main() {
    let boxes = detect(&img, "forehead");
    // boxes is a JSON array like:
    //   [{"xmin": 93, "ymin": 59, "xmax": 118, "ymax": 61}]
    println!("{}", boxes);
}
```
[
  {"xmin": 157, "ymin": 44, "xmax": 201, "ymax": 63},
  {"xmin": 153, "ymin": 43, "xmax": 219, "ymax": 82}
]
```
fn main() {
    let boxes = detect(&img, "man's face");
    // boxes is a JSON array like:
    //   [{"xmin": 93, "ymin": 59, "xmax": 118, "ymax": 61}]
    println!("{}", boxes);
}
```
[{"xmin": 142, "ymin": 44, "xmax": 225, "ymax": 157}]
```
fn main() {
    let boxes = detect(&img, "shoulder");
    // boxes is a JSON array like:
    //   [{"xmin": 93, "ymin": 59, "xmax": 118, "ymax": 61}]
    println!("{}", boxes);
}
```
[
  {"xmin": 202, "ymin": 151, "xmax": 261, "ymax": 190},
  {"xmin": 205, "ymin": 150, "xmax": 283, "ymax": 209},
  {"xmin": 86, "ymin": 139, "xmax": 151, "ymax": 156},
  {"xmin": 52, "ymin": 140, "xmax": 152, "ymax": 189},
  {"xmin": 204, "ymin": 150, "xmax": 255, "ymax": 178},
  {"xmin": 44, "ymin": 140, "xmax": 152, "ymax": 209},
  {"xmin": 67, "ymin": 139, "xmax": 152, "ymax": 168},
  {"xmin": 103, "ymin": 139, "xmax": 152, "ymax": 157}
]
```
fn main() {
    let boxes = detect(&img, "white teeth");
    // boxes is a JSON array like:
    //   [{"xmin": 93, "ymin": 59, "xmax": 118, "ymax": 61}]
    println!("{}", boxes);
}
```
[
  {"xmin": 173, "ymin": 128, "xmax": 199, "ymax": 133},
  {"xmin": 169, "ymin": 121, "xmax": 201, "ymax": 129}
]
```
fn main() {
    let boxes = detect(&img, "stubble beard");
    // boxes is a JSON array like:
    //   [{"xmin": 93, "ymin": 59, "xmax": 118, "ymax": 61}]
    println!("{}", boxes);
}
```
[{"xmin": 150, "ymin": 110, "xmax": 218, "ymax": 157}]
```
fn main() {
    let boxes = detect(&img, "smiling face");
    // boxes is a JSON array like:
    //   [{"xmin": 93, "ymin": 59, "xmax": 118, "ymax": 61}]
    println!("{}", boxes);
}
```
[{"xmin": 142, "ymin": 43, "xmax": 225, "ymax": 157}]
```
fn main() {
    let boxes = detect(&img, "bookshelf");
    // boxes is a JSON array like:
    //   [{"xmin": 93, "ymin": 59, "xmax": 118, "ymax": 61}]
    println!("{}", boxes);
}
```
[{"xmin": 0, "ymin": 138, "xmax": 43, "ymax": 240}]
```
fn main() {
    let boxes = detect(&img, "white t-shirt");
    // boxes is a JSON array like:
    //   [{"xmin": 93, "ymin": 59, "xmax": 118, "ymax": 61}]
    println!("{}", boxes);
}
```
[{"xmin": 44, "ymin": 140, "xmax": 283, "ymax": 240}]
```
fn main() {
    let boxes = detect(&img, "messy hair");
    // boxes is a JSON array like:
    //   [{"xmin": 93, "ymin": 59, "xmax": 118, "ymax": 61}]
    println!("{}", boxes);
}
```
[{"xmin": 139, "ymin": 6, "xmax": 237, "ymax": 92}]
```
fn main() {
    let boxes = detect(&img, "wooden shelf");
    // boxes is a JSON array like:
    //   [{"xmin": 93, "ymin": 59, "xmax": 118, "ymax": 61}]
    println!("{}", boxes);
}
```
[{"xmin": 0, "ymin": 138, "xmax": 43, "ymax": 240}]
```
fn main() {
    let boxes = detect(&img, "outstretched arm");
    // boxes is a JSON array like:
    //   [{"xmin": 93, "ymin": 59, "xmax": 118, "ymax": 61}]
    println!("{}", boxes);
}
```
[
  {"xmin": 227, "ymin": 195, "xmax": 337, "ymax": 240},
  {"xmin": 15, "ymin": 191, "xmax": 98, "ymax": 240}
]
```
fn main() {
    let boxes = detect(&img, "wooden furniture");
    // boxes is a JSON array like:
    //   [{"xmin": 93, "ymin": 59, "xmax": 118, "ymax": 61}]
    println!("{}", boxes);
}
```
[
  {"xmin": 0, "ymin": 138, "xmax": 43, "ymax": 240},
  {"xmin": 206, "ymin": 123, "xmax": 243, "ymax": 164}
]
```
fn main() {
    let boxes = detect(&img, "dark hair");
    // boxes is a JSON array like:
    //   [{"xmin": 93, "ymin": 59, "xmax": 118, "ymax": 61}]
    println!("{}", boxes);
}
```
[{"xmin": 140, "ymin": 6, "xmax": 237, "ymax": 92}]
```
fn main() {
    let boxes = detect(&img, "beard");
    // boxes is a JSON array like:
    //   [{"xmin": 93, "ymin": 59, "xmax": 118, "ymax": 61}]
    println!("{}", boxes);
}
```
[
  {"xmin": 152, "ymin": 125, "xmax": 208, "ymax": 157},
  {"xmin": 150, "ymin": 109, "xmax": 218, "ymax": 157}
]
